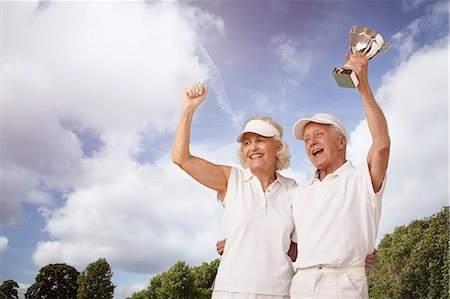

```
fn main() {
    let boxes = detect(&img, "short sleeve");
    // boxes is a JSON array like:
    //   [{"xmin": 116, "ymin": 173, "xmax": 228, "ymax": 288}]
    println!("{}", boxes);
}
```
[
  {"xmin": 217, "ymin": 167, "xmax": 239, "ymax": 207},
  {"xmin": 359, "ymin": 162, "xmax": 387, "ymax": 206}
]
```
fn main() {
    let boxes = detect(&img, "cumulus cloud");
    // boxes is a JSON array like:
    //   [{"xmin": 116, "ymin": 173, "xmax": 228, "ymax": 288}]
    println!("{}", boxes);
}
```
[
  {"xmin": 32, "ymin": 141, "xmax": 240, "ymax": 277},
  {"xmin": 1, "ymin": 2, "xmax": 220, "ymax": 226},
  {"xmin": 347, "ymin": 37, "xmax": 448, "ymax": 241},
  {"xmin": 0, "ymin": 236, "xmax": 9, "ymax": 255},
  {"xmin": 2, "ymin": 0, "xmax": 230, "ymax": 280}
]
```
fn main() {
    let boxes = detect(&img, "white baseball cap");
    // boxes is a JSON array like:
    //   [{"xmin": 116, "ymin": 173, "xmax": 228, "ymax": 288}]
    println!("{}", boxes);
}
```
[
  {"xmin": 292, "ymin": 113, "xmax": 347, "ymax": 140},
  {"xmin": 237, "ymin": 119, "xmax": 281, "ymax": 143}
]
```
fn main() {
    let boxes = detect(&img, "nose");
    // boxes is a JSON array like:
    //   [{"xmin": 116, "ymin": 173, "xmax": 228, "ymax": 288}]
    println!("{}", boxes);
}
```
[{"xmin": 250, "ymin": 140, "xmax": 258, "ymax": 151}]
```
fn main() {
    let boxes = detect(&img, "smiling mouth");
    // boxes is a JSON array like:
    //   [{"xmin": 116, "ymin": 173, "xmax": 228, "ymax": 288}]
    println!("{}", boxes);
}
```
[
  {"xmin": 312, "ymin": 148, "xmax": 323, "ymax": 157},
  {"xmin": 250, "ymin": 153, "xmax": 264, "ymax": 160}
]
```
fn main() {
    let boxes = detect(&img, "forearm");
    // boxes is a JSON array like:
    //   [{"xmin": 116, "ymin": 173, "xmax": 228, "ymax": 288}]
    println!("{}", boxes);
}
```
[
  {"xmin": 358, "ymin": 84, "xmax": 390, "ymax": 151},
  {"xmin": 172, "ymin": 105, "xmax": 196, "ymax": 166},
  {"xmin": 358, "ymin": 81, "xmax": 390, "ymax": 192}
]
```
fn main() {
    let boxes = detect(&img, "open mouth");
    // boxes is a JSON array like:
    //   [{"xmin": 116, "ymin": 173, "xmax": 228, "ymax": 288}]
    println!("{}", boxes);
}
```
[
  {"xmin": 250, "ymin": 153, "xmax": 264, "ymax": 160},
  {"xmin": 312, "ymin": 148, "xmax": 323, "ymax": 157}
]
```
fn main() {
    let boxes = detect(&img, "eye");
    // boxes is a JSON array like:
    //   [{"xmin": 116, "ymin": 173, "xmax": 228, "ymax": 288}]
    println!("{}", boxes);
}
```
[
  {"xmin": 304, "ymin": 138, "xmax": 310, "ymax": 143},
  {"xmin": 244, "ymin": 140, "xmax": 251, "ymax": 145},
  {"xmin": 257, "ymin": 138, "xmax": 266, "ymax": 143}
]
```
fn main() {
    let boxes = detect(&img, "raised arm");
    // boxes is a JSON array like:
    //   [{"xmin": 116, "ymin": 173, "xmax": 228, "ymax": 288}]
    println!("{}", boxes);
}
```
[
  {"xmin": 172, "ymin": 82, "xmax": 230, "ymax": 199},
  {"xmin": 344, "ymin": 53, "xmax": 391, "ymax": 193}
]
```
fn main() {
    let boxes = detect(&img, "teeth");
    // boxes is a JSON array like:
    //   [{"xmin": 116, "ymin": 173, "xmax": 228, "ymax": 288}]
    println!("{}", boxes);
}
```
[
  {"xmin": 250, "ymin": 154, "xmax": 263, "ymax": 159},
  {"xmin": 312, "ymin": 149, "xmax": 322, "ymax": 156}
]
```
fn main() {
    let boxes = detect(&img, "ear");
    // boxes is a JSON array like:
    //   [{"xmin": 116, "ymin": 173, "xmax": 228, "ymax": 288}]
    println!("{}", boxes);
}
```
[{"xmin": 338, "ymin": 135, "xmax": 346, "ymax": 150}]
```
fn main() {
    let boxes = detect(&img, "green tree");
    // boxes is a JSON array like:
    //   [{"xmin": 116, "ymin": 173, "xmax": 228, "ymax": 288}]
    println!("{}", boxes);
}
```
[
  {"xmin": 191, "ymin": 259, "xmax": 219, "ymax": 299},
  {"xmin": 368, "ymin": 206, "xmax": 449, "ymax": 298},
  {"xmin": 147, "ymin": 261, "xmax": 195, "ymax": 299},
  {"xmin": 0, "ymin": 280, "xmax": 19, "ymax": 299},
  {"xmin": 77, "ymin": 258, "xmax": 115, "ymax": 299},
  {"xmin": 127, "ymin": 289, "xmax": 148, "ymax": 299},
  {"xmin": 147, "ymin": 273, "xmax": 162, "ymax": 299},
  {"xmin": 25, "ymin": 263, "xmax": 79, "ymax": 299},
  {"xmin": 131, "ymin": 259, "xmax": 220, "ymax": 299}
]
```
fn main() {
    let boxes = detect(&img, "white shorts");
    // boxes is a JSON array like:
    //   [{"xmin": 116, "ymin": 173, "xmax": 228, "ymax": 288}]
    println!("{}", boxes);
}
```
[
  {"xmin": 290, "ymin": 266, "xmax": 368, "ymax": 299},
  {"xmin": 212, "ymin": 290, "xmax": 290, "ymax": 299}
]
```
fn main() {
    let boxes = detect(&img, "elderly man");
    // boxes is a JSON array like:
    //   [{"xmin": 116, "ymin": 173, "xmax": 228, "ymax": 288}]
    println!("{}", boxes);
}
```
[{"xmin": 290, "ymin": 53, "xmax": 390, "ymax": 299}]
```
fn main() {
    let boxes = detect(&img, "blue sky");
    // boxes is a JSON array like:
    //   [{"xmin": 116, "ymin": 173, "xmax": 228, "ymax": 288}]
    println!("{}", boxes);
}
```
[{"xmin": 1, "ymin": 0, "xmax": 448, "ymax": 298}]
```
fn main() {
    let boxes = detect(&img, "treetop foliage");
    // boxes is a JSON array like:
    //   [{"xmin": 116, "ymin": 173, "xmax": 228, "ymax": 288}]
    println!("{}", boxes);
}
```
[
  {"xmin": 129, "ymin": 259, "xmax": 219, "ymax": 299},
  {"xmin": 0, "ymin": 279, "xmax": 19, "ymax": 299},
  {"xmin": 368, "ymin": 206, "xmax": 449, "ymax": 298},
  {"xmin": 25, "ymin": 263, "xmax": 80, "ymax": 299},
  {"xmin": 77, "ymin": 258, "xmax": 115, "ymax": 299}
]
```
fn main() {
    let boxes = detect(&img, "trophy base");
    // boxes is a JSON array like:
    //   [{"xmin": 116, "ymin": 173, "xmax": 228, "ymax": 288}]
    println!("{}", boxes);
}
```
[{"xmin": 333, "ymin": 67, "xmax": 359, "ymax": 88}]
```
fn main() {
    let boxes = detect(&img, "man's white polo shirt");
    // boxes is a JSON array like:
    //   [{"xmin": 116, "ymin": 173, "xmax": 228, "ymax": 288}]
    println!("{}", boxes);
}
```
[
  {"xmin": 214, "ymin": 167, "xmax": 297, "ymax": 295},
  {"xmin": 292, "ymin": 161, "xmax": 385, "ymax": 269}
]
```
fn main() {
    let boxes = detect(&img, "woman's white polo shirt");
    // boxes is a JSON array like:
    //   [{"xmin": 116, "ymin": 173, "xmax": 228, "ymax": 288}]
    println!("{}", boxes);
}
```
[{"xmin": 214, "ymin": 167, "xmax": 297, "ymax": 296}]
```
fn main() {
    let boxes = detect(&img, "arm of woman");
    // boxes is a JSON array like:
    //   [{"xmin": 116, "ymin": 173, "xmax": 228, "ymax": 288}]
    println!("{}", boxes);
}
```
[{"xmin": 172, "ymin": 82, "xmax": 231, "ymax": 199}]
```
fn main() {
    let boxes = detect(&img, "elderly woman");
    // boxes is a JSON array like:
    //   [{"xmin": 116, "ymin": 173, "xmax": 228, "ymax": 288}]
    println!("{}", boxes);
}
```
[{"xmin": 172, "ymin": 82, "xmax": 297, "ymax": 298}]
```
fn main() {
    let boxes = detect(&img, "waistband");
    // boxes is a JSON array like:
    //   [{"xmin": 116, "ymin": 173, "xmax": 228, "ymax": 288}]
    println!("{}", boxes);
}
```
[{"xmin": 296, "ymin": 265, "xmax": 366, "ymax": 275}]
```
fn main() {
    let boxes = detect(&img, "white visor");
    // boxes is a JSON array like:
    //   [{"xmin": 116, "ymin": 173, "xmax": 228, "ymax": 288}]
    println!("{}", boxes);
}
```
[{"xmin": 236, "ymin": 119, "xmax": 281, "ymax": 143}]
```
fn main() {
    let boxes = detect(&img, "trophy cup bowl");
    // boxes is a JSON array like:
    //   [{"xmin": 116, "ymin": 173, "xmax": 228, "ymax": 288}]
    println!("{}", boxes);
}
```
[{"xmin": 333, "ymin": 25, "xmax": 390, "ymax": 88}]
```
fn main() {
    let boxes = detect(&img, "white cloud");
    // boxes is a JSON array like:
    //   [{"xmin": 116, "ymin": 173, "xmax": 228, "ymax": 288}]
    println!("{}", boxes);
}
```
[
  {"xmin": 2, "ymin": 0, "xmax": 231, "ymax": 279},
  {"xmin": 1, "ymin": 2, "xmax": 220, "ymax": 226},
  {"xmin": 25, "ymin": 190, "xmax": 55, "ymax": 206},
  {"xmin": 183, "ymin": 5, "xmax": 226, "ymax": 38},
  {"xmin": 114, "ymin": 277, "xmax": 150, "ymax": 299},
  {"xmin": 17, "ymin": 282, "xmax": 30, "ymax": 299},
  {"xmin": 392, "ymin": 19, "xmax": 421, "ymax": 61},
  {"xmin": 393, "ymin": 0, "xmax": 449, "ymax": 62},
  {"xmin": 271, "ymin": 34, "xmax": 313, "ymax": 79},
  {"xmin": 0, "ymin": 236, "xmax": 9, "ymax": 255},
  {"xmin": 32, "ymin": 140, "xmax": 241, "ymax": 274},
  {"xmin": 347, "ymin": 37, "xmax": 448, "ymax": 242}
]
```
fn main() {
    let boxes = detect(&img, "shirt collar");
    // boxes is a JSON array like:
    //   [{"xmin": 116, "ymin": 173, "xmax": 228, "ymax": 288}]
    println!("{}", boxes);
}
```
[
  {"xmin": 242, "ymin": 168, "xmax": 287, "ymax": 187},
  {"xmin": 310, "ymin": 160, "xmax": 354, "ymax": 184}
]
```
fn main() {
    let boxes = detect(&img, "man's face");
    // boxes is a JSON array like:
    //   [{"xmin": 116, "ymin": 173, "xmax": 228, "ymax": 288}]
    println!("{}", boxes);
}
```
[{"xmin": 303, "ymin": 122, "xmax": 345, "ymax": 170}]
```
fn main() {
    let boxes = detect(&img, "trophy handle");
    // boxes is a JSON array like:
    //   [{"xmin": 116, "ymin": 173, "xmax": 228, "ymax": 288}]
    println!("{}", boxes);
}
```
[
  {"xmin": 348, "ymin": 25, "xmax": 358, "ymax": 49},
  {"xmin": 377, "ymin": 41, "xmax": 391, "ymax": 57}
]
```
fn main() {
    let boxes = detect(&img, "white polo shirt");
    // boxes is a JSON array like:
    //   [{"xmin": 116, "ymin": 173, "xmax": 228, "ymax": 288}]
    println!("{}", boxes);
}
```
[
  {"xmin": 214, "ymin": 167, "xmax": 297, "ymax": 296},
  {"xmin": 292, "ymin": 161, "xmax": 385, "ymax": 269}
]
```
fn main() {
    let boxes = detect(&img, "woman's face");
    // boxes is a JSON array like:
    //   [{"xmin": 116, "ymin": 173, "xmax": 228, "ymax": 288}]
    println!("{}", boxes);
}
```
[{"xmin": 241, "ymin": 132, "xmax": 280, "ymax": 172}]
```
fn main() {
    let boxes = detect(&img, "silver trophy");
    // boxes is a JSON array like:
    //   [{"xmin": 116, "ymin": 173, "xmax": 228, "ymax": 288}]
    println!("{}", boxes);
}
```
[{"xmin": 333, "ymin": 25, "xmax": 390, "ymax": 88}]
